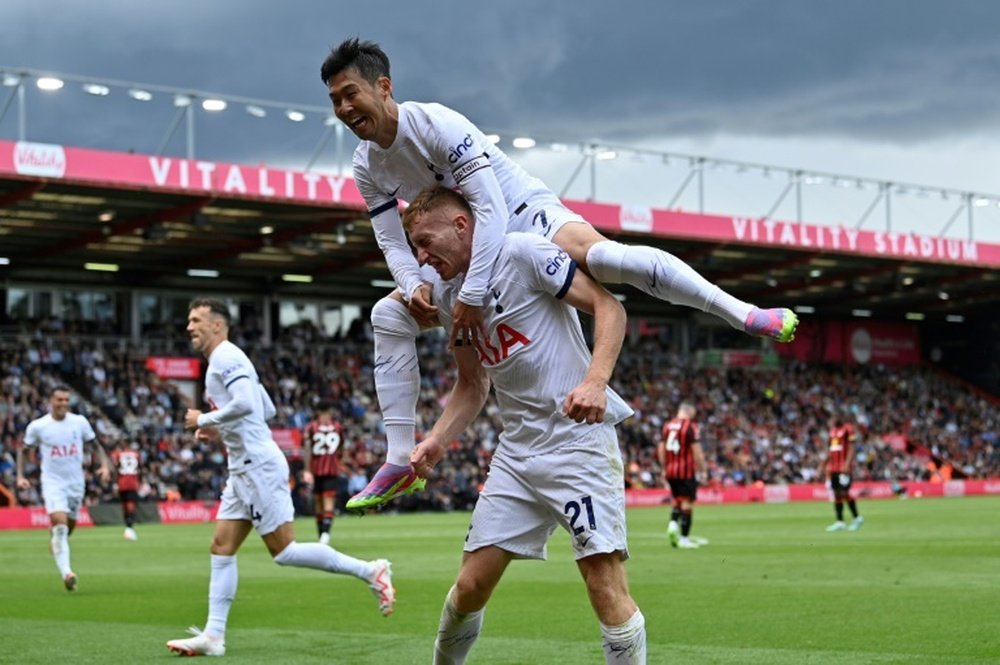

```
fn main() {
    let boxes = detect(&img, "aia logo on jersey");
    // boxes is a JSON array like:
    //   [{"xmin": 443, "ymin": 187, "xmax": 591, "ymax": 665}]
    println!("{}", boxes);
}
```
[
  {"xmin": 474, "ymin": 324, "xmax": 531, "ymax": 367},
  {"xmin": 50, "ymin": 444, "xmax": 80, "ymax": 458},
  {"xmin": 545, "ymin": 250, "xmax": 569, "ymax": 275},
  {"xmin": 448, "ymin": 134, "xmax": 475, "ymax": 163}
]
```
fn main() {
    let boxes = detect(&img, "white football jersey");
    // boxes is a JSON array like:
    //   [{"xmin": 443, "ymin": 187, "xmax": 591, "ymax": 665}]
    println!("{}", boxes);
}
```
[
  {"xmin": 23, "ymin": 412, "xmax": 96, "ymax": 486},
  {"xmin": 353, "ymin": 101, "xmax": 560, "ymax": 306},
  {"xmin": 198, "ymin": 340, "xmax": 282, "ymax": 472},
  {"xmin": 434, "ymin": 233, "xmax": 633, "ymax": 457}
]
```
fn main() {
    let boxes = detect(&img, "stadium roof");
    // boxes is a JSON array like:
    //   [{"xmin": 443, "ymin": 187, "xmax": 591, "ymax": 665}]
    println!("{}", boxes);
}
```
[{"xmin": 1, "ymin": 139, "xmax": 998, "ymax": 322}]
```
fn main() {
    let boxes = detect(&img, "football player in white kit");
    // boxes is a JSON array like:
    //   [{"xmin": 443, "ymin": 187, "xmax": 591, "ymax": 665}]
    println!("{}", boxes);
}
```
[
  {"xmin": 16, "ymin": 386, "xmax": 112, "ymax": 592},
  {"xmin": 166, "ymin": 298, "xmax": 395, "ymax": 658},
  {"xmin": 320, "ymin": 37, "xmax": 799, "ymax": 512},
  {"xmin": 403, "ymin": 187, "xmax": 646, "ymax": 665}
]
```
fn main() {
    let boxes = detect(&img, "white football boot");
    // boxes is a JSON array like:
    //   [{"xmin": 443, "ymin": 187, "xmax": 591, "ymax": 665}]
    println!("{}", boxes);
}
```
[
  {"xmin": 667, "ymin": 521, "xmax": 680, "ymax": 548},
  {"xmin": 368, "ymin": 559, "xmax": 395, "ymax": 617},
  {"xmin": 166, "ymin": 627, "xmax": 226, "ymax": 657}
]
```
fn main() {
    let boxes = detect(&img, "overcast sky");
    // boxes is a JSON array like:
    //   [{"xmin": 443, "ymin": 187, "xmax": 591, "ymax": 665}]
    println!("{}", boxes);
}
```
[{"xmin": 3, "ymin": 0, "xmax": 999, "ymax": 239}]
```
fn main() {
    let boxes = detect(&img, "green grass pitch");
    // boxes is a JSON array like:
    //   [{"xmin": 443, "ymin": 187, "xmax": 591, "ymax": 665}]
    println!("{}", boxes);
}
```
[{"xmin": 1, "ymin": 496, "xmax": 998, "ymax": 664}]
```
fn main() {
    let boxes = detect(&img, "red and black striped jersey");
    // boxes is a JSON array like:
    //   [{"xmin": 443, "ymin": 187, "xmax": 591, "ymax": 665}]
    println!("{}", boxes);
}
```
[
  {"xmin": 303, "ymin": 420, "xmax": 345, "ymax": 477},
  {"xmin": 112, "ymin": 448, "xmax": 140, "ymax": 492},
  {"xmin": 661, "ymin": 418, "xmax": 699, "ymax": 480},
  {"xmin": 826, "ymin": 424, "xmax": 857, "ymax": 473}
]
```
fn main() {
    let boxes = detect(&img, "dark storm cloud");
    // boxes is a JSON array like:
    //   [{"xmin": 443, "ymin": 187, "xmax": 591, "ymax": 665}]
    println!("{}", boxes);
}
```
[{"xmin": 2, "ymin": 0, "xmax": 999, "ymax": 159}]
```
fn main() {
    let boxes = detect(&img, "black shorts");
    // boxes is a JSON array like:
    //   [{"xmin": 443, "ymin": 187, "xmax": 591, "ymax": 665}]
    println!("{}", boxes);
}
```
[
  {"xmin": 830, "ymin": 473, "xmax": 853, "ymax": 493},
  {"xmin": 119, "ymin": 490, "xmax": 139, "ymax": 503},
  {"xmin": 667, "ymin": 478, "xmax": 698, "ymax": 502},
  {"xmin": 314, "ymin": 476, "xmax": 340, "ymax": 494}
]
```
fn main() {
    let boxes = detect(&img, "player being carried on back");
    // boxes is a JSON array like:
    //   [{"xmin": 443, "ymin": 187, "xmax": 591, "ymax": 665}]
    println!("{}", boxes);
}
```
[{"xmin": 320, "ymin": 37, "xmax": 799, "ymax": 511}]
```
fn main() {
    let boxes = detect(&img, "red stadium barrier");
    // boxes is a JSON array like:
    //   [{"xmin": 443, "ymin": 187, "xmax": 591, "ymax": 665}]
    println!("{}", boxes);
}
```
[
  {"xmin": 2, "ymin": 482, "xmax": 996, "ymax": 528},
  {"xmin": 626, "ymin": 478, "xmax": 1000, "ymax": 507},
  {"xmin": 0, "ymin": 506, "xmax": 94, "ymax": 529},
  {"xmin": 0, "ymin": 501, "xmax": 216, "ymax": 530},
  {"xmin": 157, "ymin": 501, "xmax": 219, "ymax": 524}
]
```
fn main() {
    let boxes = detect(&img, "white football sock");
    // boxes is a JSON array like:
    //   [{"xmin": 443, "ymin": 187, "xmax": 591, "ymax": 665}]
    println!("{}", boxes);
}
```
[
  {"xmin": 273, "ymin": 541, "xmax": 371, "ymax": 580},
  {"xmin": 434, "ymin": 585, "xmax": 485, "ymax": 665},
  {"xmin": 600, "ymin": 609, "xmax": 646, "ymax": 664},
  {"xmin": 205, "ymin": 554, "xmax": 237, "ymax": 639},
  {"xmin": 50, "ymin": 524, "xmax": 71, "ymax": 577},
  {"xmin": 371, "ymin": 296, "xmax": 421, "ymax": 466},
  {"xmin": 586, "ymin": 240, "xmax": 752, "ymax": 330}
]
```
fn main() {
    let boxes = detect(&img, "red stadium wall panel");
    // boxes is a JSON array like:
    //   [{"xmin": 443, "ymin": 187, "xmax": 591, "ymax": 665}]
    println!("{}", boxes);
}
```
[
  {"xmin": 271, "ymin": 427, "xmax": 303, "ymax": 460},
  {"xmin": 566, "ymin": 200, "xmax": 1000, "ymax": 268},
  {"xmin": 775, "ymin": 320, "xmax": 922, "ymax": 365},
  {"xmin": 156, "ymin": 500, "xmax": 220, "ymax": 524},
  {"xmin": 4, "ymin": 139, "xmax": 1000, "ymax": 268},
  {"xmin": 145, "ymin": 356, "xmax": 203, "ymax": 380},
  {"xmin": 0, "ymin": 140, "xmax": 364, "ymax": 207},
  {"xmin": 1, "ymin": 482, "xmax": 997, "ymax": 528},
  {"xmin": 0, "ymin": 505, "xmax": 94, "ymax": 529},
  {"xmin": 0, "ymin": 501, "xmax": 216, "ymax": 530},
  {"xmin": 625, "ymin": 478, "xmax": 1000, "ymax": 507}
]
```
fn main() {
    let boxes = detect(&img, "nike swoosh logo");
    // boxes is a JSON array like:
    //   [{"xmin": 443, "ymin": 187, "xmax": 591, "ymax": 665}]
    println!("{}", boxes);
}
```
[{"xmin": 388, "ymin": 185, "xmax": 401, "ymax": 197}]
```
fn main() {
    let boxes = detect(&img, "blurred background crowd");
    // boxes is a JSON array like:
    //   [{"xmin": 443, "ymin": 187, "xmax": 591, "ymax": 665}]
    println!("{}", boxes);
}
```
[{"xmin": 2, "ymin": 315, "xmax": 998, "ymax": 515}]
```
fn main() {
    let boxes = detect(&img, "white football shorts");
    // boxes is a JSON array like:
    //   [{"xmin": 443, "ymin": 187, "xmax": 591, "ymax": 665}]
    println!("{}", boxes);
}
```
[
  {"xmin": 217, "ymin": 455, "xmax": 294, "ymax": 536},
  {"xmin": 465, "ymin": 425, "xmax": 629, "ymax": 561},
  {"xmin": 509, "ymin": 199, "xmax": 586, "ymax": 242},
  {"xmin": 42, "ymin": 478, "xmax": 84, "ymax": 519}
]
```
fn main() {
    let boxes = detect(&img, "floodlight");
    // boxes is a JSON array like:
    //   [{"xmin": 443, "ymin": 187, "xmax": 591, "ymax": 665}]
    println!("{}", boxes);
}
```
[
  {"xmin": 202, "ymin": 98, "xmax": 227, "ymax": 112},
  {"xmin": 36, "ymin": 77, "xmax": 64, "ymax": 91},
  {"xmin": 83, "ymin": 83, "xmax": 110, "ymax": 96}
]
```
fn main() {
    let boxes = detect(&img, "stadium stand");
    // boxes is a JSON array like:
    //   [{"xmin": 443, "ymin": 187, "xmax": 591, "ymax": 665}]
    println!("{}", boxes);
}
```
[
  {"xmin": 3, "ymin": 316, "xmax": 997, "ymax": 515},
  {"xmin": 1, "ymin": 137, "xmax": 998, "ymax": 515}
]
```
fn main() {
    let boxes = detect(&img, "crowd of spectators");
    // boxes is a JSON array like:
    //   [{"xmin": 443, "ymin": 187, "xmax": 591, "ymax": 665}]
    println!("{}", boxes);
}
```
[{"xmin": 2, "ymin": 316, "xmax": 998, "ymax": 515}]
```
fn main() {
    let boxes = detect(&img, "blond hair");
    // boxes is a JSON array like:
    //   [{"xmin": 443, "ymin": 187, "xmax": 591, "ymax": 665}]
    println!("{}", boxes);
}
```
[{"xmin": 401, "ymin": 186, "xmax": 473, "ymax": 231}]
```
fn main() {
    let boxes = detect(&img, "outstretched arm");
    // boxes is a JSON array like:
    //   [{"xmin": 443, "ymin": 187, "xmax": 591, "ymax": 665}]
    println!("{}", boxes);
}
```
[
  {"xmin": 448, "ymin": 163, "xmax": 507, "ymax": 348},
  {"xmin": 15, "ymin": 445, "xmax": 30, "ymax": 490},
  {"xmin": 90, "ymin": 438, "xmax": 112, "ymax": 483},
  {"xmin": 410, "ymin": 345, "xmax": 490, "ymax": 478},
  {"xmin": 560, "ymin": 271, "xmax": 627, "ymax": 424},
  {"xmin": 354, "ymin": 159, "xmax": 426, "ymax": 302},
  {"xmin": 693, "ymin": 442, "xmax": 708, "ymax": 480}
]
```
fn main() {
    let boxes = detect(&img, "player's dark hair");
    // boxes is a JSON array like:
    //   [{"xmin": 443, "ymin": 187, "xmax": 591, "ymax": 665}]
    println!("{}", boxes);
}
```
[
  {"xmin": 401, "ymin": 186, "xmax": 474, "ymax": 231},
  {"xmin": 50, "ymin": 385, "xmax": 71, "ymax": 397},
  {"xmin": 320, "ymin": 37, "xmax": 391, "ymax": 85},
  {"xmin": 315, "ymin": 401, "xmax": 332, "ymax": 413},
  {"xmin": 188, "ymin": 297, "xmax": 231, "ymax": 326}
]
